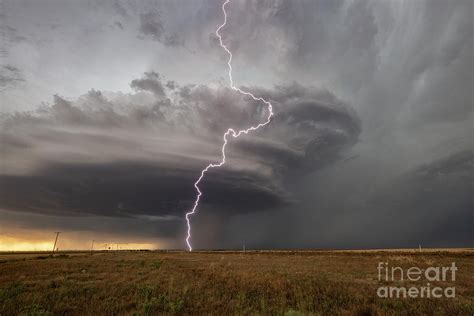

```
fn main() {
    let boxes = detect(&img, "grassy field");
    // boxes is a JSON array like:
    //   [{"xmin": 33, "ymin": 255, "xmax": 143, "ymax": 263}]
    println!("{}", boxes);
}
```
[{"xmin": 0, "ymin": 249, "xmax": 473, "ymax": 315}]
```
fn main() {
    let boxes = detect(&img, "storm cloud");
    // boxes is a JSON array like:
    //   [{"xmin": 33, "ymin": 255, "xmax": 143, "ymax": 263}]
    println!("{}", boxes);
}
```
[
  {"xmin": 1, "ymin": 72, "xmax": 359, "ymax": 238},
  {"xmin": 0, "ymin": 0, "xmax": 471, "ymax": 249}
]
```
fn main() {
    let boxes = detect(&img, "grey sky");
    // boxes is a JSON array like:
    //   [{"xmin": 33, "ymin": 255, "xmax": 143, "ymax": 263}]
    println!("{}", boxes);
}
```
[{"xmin": 0, "ymin": 0, "xmax": 472, "ymax": 249}]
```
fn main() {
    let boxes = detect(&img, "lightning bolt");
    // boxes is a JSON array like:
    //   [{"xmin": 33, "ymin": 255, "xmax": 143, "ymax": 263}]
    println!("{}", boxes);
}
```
[{"xmin": 185, "ymin": 0, "xmax": 274, "ymax": 251}]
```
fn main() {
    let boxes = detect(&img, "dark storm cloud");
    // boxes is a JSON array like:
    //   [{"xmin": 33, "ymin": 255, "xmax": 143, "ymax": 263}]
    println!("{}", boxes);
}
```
[
  {"xmin": 241, "ymin": 84, "xmax": 361, "ymax": 173},
  {"xmin": 0, "ymin": 161, "xmax": 284, "ymax": 218},
  {"xmin": 363, "ymin": 150, "xmax": 474, "ymax": 247},
  {"xmin": 372, "ymin": 150, "xmax": 473, "ymax": 217},
  {"xmin": 0, "ymin": 72, "xmax": 359, "ymax": 226},
  {"xmin": 224, "ymin": 149, "xmax": 473, "ymax": 250}
]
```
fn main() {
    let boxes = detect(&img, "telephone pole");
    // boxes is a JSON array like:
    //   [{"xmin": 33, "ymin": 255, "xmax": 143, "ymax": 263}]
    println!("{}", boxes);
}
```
[{"xmin": 51, "ymin": 232, "xmax": 60, "ymax": 256}]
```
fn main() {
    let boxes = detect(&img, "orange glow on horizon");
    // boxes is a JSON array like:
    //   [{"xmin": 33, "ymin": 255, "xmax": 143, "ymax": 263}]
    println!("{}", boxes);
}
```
[
  {"xmin": 0, "ymin": 237, "xmax": 54, "ymax": 251},
  {"xmin": 0, "ymin": 234, "xmax": 167, "ymax": 252}
]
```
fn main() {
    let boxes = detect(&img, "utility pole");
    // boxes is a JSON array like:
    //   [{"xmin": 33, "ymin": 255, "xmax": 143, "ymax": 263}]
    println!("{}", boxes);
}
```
[{"xmin": 52, "ymin": 232, "xmax": 60, "ymax": 256}]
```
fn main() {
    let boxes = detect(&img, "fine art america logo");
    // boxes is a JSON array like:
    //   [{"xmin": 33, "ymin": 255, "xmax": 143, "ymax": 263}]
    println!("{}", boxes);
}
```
[{"xmin": 377, "ymin": 262, "xmax": 457, "ymax": 298}]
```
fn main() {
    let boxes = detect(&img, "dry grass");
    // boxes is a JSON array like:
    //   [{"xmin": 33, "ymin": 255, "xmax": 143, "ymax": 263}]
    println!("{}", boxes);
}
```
[{"xmin": 0, "ymin": 250, "xmax": 473, "ymax": 315}]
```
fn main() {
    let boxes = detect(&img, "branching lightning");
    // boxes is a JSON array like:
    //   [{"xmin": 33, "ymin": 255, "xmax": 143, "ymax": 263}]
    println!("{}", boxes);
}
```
[{"xmin": 185, "ymin": 0, "xmax": 274, "ymax": 251}]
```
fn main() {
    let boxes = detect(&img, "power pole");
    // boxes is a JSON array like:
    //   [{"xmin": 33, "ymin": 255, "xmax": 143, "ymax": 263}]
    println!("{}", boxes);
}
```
[{"xmin": 52, "ymin": 232, "xmax": 60, "ymax": 256}]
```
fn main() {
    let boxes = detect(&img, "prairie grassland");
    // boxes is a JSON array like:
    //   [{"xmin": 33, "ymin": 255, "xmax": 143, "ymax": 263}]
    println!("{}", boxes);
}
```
[{"xmin": 0, "ymin": 249, "xmax": 473, "ymax": 315}]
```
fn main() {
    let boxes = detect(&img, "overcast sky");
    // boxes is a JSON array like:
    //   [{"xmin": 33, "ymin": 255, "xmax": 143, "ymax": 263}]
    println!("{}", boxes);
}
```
[{"xmin": 0, "ymin": 0, "xmax": 472, "ymax": 250}]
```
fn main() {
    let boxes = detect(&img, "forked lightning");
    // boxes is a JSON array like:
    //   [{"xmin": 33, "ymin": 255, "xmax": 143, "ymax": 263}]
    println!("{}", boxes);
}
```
[{"xmin": 185, "ymin": 0, "xmax": 274, "ymax": 251}]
